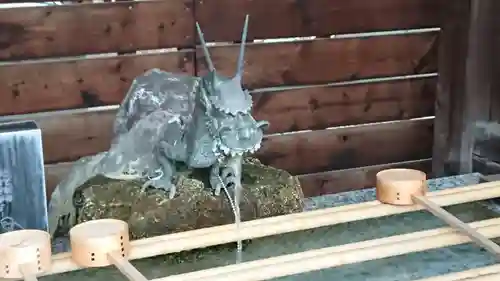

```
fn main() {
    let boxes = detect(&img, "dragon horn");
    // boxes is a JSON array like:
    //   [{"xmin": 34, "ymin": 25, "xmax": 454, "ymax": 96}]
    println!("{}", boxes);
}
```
[
  {"xmin": 235, "ymin": 14, "xmax": 249, "ymax": 79},
  {"xmin": 196, "ymin": 21, "xmax": 215, "ymax": 71}
]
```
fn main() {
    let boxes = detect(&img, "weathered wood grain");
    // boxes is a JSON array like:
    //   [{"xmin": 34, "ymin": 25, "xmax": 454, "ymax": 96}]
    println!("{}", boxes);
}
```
[
  {"xmin": 485, "ymin": 3, "xmax": 500, "ymax": 140},
  {"xmin": 0, "ymin": 50, "xmax": 195, "ymax": 115},
  {"xmin": 194, "ymin": 0, "xmax": 442, "ymax": 42},
  {"xmin": 0, "ymin": 0, "xmax": 194, "ymax": 60},
  {"xmin": 19, "ymin": 109, "xmax": 117, "ymax": 164},
  {"xmin": 299, "ymin": 159, "xmax": 431, "ymax": 197},
  {"xmin": 253, "ymin": 77, "xmax": 436, "ymax": 133},
  {"xmin": 0, "ymin": 74, "xmax": 435, "ymax": 145},
  {"xmin": 432, "ymin": 0, "xmax": 492, "ymax": 176},
  {"xmin": 257, "ymin": 119, "xmax": 433, "ymax": 175},
  {"xmin": 1, "ymin": 109, "xmax": 433, "ymax": 172},
  {"xmin": 44, "ymin": 158, "xmax": 431, "ymax": 200},
  {"xmin": 0, "ymin": 60, "xmax": 435, "ymax": 129},
  {"xmin": 196, "ymin": 33, "xmax": 438, "ymax": 89},
  {"xmin": 0, "ymin": 34, "xmax": 437, "ymax": 115}
]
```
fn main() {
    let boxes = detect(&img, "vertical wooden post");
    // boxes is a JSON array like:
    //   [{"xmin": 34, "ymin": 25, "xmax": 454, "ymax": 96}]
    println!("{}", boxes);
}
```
[
  {"xmin": 433, "ymin": 0, "xmax": 493, "ymax": 176},
  {"xmin": 476, "ymin": 1, "xmax": 500, "ymax": 172},
  {"xmin": 488, "ymin": 2, "xmax": 500, "ymax": 123}
]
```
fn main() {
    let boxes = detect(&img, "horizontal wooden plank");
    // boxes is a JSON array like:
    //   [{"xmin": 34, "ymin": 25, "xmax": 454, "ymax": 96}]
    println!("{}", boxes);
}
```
[
  {"xmin": 0, "ymin": 33, "xmax": 437, "ymax": 116},
  {"xmin": 299, "ymin": 159, "xmax": 431, "ymax": 197},
  {"xmin": 28, "ymin": 108, "xmax": 116, "ymax": 164},
  {"xmin": 0, "ymin": 51, "xmax": 195, "ymax": 115},
  {"xmin": 195, "ymin": 0, "xmax": 442, "ymax": 42},
  {"xmin": 253, "ymin": 77, "xmax": 436, "ymax": 133},
  {"xmin": 197, "ymin": 33, "xmax": 438, "ymax": 89},
  {"xmin": 257, "ymin": 119, "xmax": 433, "ymax": 174},
  {"xmin": 1, "ymin": 109, "xmax": 433, "ymax": 172},
  {"xmin": 45, "ymin": 159, "xmax": 432, "ymax": 201},
  {"xmin": 0, "ymin": 0, "xmax": 193, "ymax": 60},
  {"xmin": 0, "ymin": 70, "xmax": 435, "ymax": 129}
]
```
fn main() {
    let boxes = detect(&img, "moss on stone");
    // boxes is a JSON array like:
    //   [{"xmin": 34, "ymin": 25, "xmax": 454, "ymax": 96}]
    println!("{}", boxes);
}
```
[{"xmin": 66, "ymin": 157, "xmax": 304, "ymax": 263}]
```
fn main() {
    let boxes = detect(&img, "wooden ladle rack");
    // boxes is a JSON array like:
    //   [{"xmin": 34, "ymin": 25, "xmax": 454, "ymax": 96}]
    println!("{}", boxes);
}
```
[{"xmin": 1, "ymin": 169, "xmax": 500, "ymax": 281}]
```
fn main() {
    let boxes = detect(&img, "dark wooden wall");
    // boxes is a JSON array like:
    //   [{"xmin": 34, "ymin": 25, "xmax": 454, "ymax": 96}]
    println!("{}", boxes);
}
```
[
  {"xmin": 432, "ymin": 0, "xmax": 500, "ymax": 177},
  {"xmin": 0, "ymin": 0, "xmax": 442, "ymax": 198}
]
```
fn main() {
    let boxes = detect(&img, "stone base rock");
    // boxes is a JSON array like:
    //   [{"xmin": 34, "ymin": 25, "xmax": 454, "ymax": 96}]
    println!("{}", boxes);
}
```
[{"xmin": 70, "ymin": 158, "xmax": 304, "ymax": 239}]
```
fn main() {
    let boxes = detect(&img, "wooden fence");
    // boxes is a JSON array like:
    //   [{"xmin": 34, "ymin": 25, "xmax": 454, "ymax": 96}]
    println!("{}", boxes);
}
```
[{"xmin": 0, "ymin": 0, "xmax": 442, "ymax": 198}]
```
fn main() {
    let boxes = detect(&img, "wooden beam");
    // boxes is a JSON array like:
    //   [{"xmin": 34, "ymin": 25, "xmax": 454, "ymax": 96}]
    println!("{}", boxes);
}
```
[
  {"xmin": 196, "ymin": 33, "xmax": 438, "ymax": 89},
  {"xmin": 474, "ymin": 2, "xmax": 500, "ymax": 170},
  {"xmin": 432, "ymin": 0, "xmax": 492, "ymax": 176},
  {"xmin": 0, "ymin": 69, "xmax": 436, "ymax": 128},
  {"xmin": 488, "ymin": 2, "xmax": 500, "ymax": 123},
  {"xmin": 0, "ymin": 50, "xmax": 195, "ymax": 116},
  {"xmin": 252, "ymin": 77, "xmax": 436, "ymax": 133},
  {"xmin": 257, "ymin": 119, "xmax": 433, "ymax": 175},
  {"xmin": 194, "ymin": 0, "xmax": 442, "ymax": 42},
  {"xmin": 0, "ymin": 35, "xmax": 437, "ymax": 116},
  {"xmin": 153, "ymin": 219, "xmax": 500, "ymax": 281},
  {"xmin": 0, "ymin": 0, "xmax": 194, "ymax": 60}
]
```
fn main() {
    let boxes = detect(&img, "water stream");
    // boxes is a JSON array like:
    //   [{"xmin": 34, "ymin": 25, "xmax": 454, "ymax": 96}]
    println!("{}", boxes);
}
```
[
  {"xmin": 234, "ymin": 184, "xmax": 243, "ymax": 263},
  {"xmin": 226, "ymin": 155, "xmax": 244, "ymax": 264},
  {"xmin": 220, "ymin": 180, "xmax": 243, "ymax": 264}
]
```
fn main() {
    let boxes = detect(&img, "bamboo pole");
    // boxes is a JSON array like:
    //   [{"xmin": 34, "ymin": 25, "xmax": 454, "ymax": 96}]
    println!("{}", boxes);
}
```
[
  {"xmin": 152, "ymin": 218, "xmax": 500, "ymax": 281},
  {"xmin": 107, "ymin": 251, "xmax": 148, "ymax": 281},
  {"xmin": 415, "ymin": 264, "xmax": 500, "ymax": 281},
  {"xmin": 413, "ymin": 195, "xmax": 500, "ymax": 258},
  {"xmin": 41, "ymin": 181, "xmax": 500, "ymax": 277}
]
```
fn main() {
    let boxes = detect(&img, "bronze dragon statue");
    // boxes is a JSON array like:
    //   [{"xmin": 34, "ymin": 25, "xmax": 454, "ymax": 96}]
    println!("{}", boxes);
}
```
[
  {"xmin": 113, "ymin": 15, "xmax": 268, "ymax": 199},
  {"xmin": 48, "ymin": 15, "xmax": 269, "ymax": 237}
]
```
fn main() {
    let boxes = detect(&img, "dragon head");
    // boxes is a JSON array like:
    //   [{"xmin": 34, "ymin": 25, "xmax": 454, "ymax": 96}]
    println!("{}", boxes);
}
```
[
  {"xmin": 213, "ymin": 110, "xmax": 269, "ymax": 157},
  {"xmin": 196, "ymin": 15, "xmax": 269, "ymax": 157}
]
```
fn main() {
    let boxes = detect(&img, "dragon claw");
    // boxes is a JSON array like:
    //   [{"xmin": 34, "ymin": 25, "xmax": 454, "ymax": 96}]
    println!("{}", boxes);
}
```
[
  {"xmin": 211, "ymin": 175, "xmax": 224, "ymax": 196},
  {"xmin": 140, "ymin": 162, "xmax": 178, "ymax": 199},
  {"xmin": 142, "ymin": 177, "xmax": 177, "ymax": 199},
  {"xmin": 142, "ymin": 152, "xmax": 179, "ymax": 199}
]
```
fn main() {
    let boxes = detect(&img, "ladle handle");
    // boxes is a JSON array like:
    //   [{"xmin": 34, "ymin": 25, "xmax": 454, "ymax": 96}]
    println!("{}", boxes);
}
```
[
  {"xmin": 19, "ymin": 263, "xmax": 38, "ymax": 281},
  {"xmin": 412, "ymin": 195, "xmax": 500, "ymax": 258},
  {"xmin": 107, "ymin": 251, "xmax": 148, "ymax": 281}
]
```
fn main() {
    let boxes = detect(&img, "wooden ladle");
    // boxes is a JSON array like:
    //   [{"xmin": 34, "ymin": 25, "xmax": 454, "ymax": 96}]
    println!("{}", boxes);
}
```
[
  {"xmin": 376, "ymin": 168, "xmax": 500, "ymax": 258},
  {"xmin": 0, "ymin": 229, "xmax": 52, "ymax": 281},
  {"xmin": 69, "ymin": 219, "xmax": 148, "ymax": 281}
]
